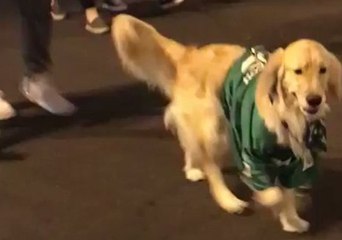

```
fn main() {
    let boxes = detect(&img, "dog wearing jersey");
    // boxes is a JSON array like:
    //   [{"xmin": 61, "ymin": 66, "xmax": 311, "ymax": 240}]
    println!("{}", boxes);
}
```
[{"xmin": 111, "ymin": 15, "xmax": 342, "ymax": 233}]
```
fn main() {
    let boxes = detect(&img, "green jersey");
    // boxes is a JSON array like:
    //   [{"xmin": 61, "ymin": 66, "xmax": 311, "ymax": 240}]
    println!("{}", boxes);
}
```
[{"xmin": 220, "ymin": 46, "xmax": 327, "ymax": 191}]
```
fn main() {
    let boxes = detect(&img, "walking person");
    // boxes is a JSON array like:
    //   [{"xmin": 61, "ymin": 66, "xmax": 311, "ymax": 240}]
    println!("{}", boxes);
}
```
[
  {"xmin": 51, "ymin": 0, "xmax": 115, "ymax": 34},
  {"xmin": 0, "ymin": 0, "xmax": 76, "ymax": 120}
]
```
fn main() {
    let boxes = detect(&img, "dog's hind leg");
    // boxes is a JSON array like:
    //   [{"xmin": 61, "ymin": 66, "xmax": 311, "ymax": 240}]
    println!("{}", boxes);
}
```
[
  {"xmin": 199, "ymin": 110, "xmax": 248, "ymax": 213},
  {"xmin": 165, "ymin": 97, "xmax": 247, "ymax": 213},
  {"xmin": 164, "ymin": 105, "xmax": 206, "ymax": 182},
  {"xmin": 178, "ymin": 111, "xmax": 247, "ymax": 213},
  {"xmin": 180, "ymin": 133, "xmax": 247, "ymax": 213},
  {"xmin": 184, "ymin": 152, "xmax": 206, "ymax": 182},
  {"xmin": 202, "ymin": 157, "xmax": 248, "ymax": 214}
]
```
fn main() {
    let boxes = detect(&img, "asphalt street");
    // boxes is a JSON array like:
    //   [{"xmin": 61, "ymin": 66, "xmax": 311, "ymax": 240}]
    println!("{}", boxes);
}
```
[{"xmin": 0, "ymin": 0, "xmax": 342, "ymax": 239}]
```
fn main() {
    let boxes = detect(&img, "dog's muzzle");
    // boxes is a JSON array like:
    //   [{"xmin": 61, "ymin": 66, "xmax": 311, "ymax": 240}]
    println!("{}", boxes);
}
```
[{"xmin": 304, "ymin": 94, "xmax": 322, "ymax": 115}]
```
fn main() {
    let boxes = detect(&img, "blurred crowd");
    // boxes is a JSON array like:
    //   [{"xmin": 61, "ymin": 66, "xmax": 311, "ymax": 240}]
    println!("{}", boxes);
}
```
[{"xmin": 51, "ymin": 0, "xmax": 184, "ymax": 34}]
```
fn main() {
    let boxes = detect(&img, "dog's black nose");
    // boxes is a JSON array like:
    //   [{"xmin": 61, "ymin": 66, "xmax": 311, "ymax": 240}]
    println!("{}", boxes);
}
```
[{"xmin": 306, "ymin": 94, "xmax": 322, "ymax": 107}]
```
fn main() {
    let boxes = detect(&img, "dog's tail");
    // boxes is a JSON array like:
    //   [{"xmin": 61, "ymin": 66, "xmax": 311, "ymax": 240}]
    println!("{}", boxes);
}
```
[{"xmin": 112, "ymin": 14, "xmax": 186, "ymax": 98}]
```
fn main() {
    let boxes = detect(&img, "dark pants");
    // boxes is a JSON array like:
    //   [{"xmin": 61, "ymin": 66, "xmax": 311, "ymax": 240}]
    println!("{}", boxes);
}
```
[
  {"xmin": 79, "ymin": 0, "xmax": 127, "ymax": 9},
  {"xmin": 16, "ymin": 0, "xmax": 52, "ymax": 77},
  {"xmin": 79, "ymin": 0, "xmax": 96, "ymax": 9}
]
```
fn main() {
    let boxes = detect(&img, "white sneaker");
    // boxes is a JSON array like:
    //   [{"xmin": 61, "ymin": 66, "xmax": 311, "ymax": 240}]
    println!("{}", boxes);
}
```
[
  {"xmin": 102, "ymin": 0, "xmax": 128, "ymax": 12},
  {"xmin": 20, "ymin": 73, "xmax": 76, "ymax": 116},
  {"xmin": 159, "ymin": 0, "xmax": 184, "ymax": 10},
  {"xmin": 0, "ymin": 91, "xmax": 16, "ymax": 120},
  {"xmin": 51, "ymin": 0, "xmax": 67, "ymax": 21}
]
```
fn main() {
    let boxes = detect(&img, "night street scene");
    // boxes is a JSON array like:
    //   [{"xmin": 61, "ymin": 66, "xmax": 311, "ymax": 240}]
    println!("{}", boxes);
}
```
[{"xmin": 0, "ymin": 0, "xmax": 342, "ymax": 239}]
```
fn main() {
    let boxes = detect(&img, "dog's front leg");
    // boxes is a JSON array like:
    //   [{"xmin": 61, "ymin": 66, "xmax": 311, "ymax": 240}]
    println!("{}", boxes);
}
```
[
  {"xmin": 254, "ymin": 187, "xmax": 283, "ymax": 207},
  {"xmin": 279, "ymin": 189, "xmax": 310, "ymax": 233}
]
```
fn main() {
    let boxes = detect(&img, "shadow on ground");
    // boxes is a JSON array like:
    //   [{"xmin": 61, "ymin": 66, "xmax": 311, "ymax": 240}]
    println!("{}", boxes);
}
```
[
  {"xmin": 221, "ymin": 163, "xmax": 342, "ymax": 234},
  {"xmin": 309, "ymin": 166, "xmax": 342, "ymax": 233},
  {"xmin": 0, "ymin": 83, "xmax": 167, "ymax": 150}
]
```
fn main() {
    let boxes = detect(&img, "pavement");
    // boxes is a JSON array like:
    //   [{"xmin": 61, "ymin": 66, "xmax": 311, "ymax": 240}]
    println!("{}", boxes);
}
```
[{"xmin": 0, "ymin": 0, "xmax": 342, "ymax": 239}]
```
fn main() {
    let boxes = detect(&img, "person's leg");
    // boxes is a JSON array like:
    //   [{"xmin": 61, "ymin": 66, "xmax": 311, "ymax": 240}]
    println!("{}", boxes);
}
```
[
  {"xmin": 51, "ymin": 0, "xmax": 67, "ymax": 21},
  {"xmin": 18, "ymin": 0, "xmax": 52, "ymax": 76},
  {"xmin": 79, "ymin": 0, "xmax": 109, "ymax": 34},
  {"xmin": 16, "ymin": 0, "xmax": 75, "ymax": 115}
]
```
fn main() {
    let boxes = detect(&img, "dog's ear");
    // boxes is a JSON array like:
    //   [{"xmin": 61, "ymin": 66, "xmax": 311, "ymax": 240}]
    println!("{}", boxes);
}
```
[
  {"xmin": 256, "ymin": 48, "xmax": 284, "ymax": 119},
  {"xmin": 112, "ymin": 14, "xmax": 181, "ymax": 97},
  {"xmin": 327, "ymin": 52, "xmax": 342, "ymax": 100}
]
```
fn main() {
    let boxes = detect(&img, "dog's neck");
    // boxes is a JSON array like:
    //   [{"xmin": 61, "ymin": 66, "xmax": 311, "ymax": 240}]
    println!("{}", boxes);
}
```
[
  {"xmin": 269, "ymin": 86, "xmax": 306, "ymax": 146},
  {"xmin": 265, "ymin": 78, "xmax": 328, "ymax": 167},
  {"xmin": 263, "ymin": 85, "xmax": 310, "ymax": 169}
]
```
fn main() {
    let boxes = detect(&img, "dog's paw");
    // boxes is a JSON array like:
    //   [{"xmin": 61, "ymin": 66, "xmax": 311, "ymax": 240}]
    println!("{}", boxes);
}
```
[
  {"xmin": 281, "ymin": 216, "xmax": 310, "ymax": 233},
  {"xmin": 185, "ymin": 168, "xmax": 205, "ymax": 182},
  {"xmin": 219, "ymin": 197, "xmax": 249, "ymax": 214}
]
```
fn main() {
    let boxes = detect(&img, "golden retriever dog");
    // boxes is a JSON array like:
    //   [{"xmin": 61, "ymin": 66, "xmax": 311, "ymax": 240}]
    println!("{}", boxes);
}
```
[{"xmin": 111, "ymin": 14, "xmax": 342, "ymax": 233}]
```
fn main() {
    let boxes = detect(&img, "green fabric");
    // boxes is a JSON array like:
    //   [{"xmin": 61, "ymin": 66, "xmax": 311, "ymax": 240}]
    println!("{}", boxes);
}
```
[{"xmin": 220, "ymin": 46, "xmax": 327, "ymax": 191}]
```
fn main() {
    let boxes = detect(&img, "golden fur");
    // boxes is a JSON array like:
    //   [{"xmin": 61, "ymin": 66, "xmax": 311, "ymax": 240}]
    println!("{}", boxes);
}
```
[{"xmin": 111, "ymin": 14, "xmax": 342, "ymax": 233}]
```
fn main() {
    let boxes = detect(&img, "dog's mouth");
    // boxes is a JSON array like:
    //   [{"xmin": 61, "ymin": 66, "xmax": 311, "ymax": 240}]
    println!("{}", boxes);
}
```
[
  {"xmin": 303, "ymin": 107, "xmax": 319, "ymax": 115},
  {"xmin": 295, "ymin": 93, "xmax": 322, "ymax": 117}
]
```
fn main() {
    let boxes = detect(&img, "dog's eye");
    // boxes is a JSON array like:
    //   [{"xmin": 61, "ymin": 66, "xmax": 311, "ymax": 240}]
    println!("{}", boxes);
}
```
[
  {"xmin": 294, "ymin": 69, "xmax": 302, "ymax": 75},
  {"xmin": 319, "ymin": 67, "xmax": 327, "ymax": 74}
]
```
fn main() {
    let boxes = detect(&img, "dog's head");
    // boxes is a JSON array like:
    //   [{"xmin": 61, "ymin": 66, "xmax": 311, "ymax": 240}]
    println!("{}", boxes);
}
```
[
  {"xmin": 282, "ymin": 40, "xmax": 342, "ymax": 119},
  {"xmin": 258, "ymin": 39, "xmax": 342, "ymax": 122}
]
